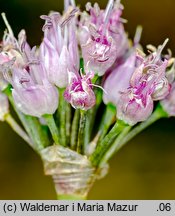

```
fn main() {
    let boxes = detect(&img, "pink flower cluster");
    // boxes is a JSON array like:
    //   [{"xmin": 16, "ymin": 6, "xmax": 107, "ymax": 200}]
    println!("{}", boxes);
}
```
[{"xmin": 0, "ymin": 0, "xmax": 175, "ymax": 125}]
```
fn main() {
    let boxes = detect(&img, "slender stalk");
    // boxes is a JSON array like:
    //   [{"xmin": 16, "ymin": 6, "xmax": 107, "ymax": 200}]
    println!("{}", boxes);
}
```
[
  {"xmin": 100, "ymin": 126, "xmax": 131, "ymax": 166},
  {"xmin": 3, "ymin": 86, "xmax": 49, "ymax": 151},
  {"xmin": 84, "ymin": 88, "xmax": 103, "ymax": 147},
  {"xmin": 43, "ymin": 114, "xmax": 59, "ymax": 145},
  {"xmin": 84, "ymin": 109, "xmax": 94, "ymax": 147},
  {"xmin": 114, "ymin": 104, "xmax": 168, "ymax": 152},
  {"xmin": 5, "ymin": 113, "xmax": 33, "ymax": 147},
  {"xmin": 70, "ymin": 109, "xmax": 80, "ymax": 150},
  {"xmin": 101, "ymin": 103, "xmax": 168, "ymax": 165},
  {"xmin": 90, "ymin": 120, "xmax": 128, "ymax": 167},
  {"xmin": 58, "ymin": 88, "xmax": 67, "ymax": 146},
  {"xmin": 77, "ymin": 110, "xmax": 86, "ymax": 154},
  {"xmin": 66, "ymin": 103, "xmax": 71, "ymax": 146},
  {"xmin": 98, "ymin": 103, "xmax": 116, "ymax": 142}
]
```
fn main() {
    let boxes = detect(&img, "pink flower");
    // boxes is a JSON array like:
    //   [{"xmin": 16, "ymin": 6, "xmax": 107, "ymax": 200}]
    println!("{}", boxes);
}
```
[
  {"xmin": 1, "ymin": 13, "xmax": 31, "ymax": 68},
  {"xmin": 103, "ymin": 50, "xmax": 139, "ymax": 105},
  {"xmin": 64, "ymin": 72, "xmax": 96, "ymax": 110},
  {"xmin": 1, "ymin": 45, "xmax": 59, "ymax": 117},
  {"xmin": 40, "ymin": 9, "xmax": 79, "ymax": 88},
  {"xmin": 130, "ymin": 42, "xmax": 170, "ymax": 101},
  {"xmin": 79, "ymin": 0, "xmax": 128, "ymax": 76},
  {"xmin": 117, "ymin": 85, "xmax": 154, "ymax": 126},
  {"xmin": 117, "ymin": 39, "xmax": 170, "ymax": 125},
  {"xmin": 11, "ymin": 65, "xmax": 58, "ymax": 117}
]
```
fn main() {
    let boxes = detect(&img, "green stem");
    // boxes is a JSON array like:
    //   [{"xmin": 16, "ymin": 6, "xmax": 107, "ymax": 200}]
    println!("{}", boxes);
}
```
[
  {"xmin": 43, "ymin": 114, "xmax": 59, "ymax": 145},
  {"xmin": 114, "ymin": 104, "xmax": 168, "ymax": 152},
  {"xmin": 84, "ymin": 88, "xmax": 103, "ymax": 147},
  {"xmin": 58, "ymin": 88, "xmax": 67, "ymax": 146},
  {"xmin": 77, "ymin": 110, "xmax": 86, "ymax": 154},
  {"xmin": 90, "ymin": 120, "xmax": 128, "ymax": 167},
  {"xmin": 70, "ymin": 109, "xmax": 80, "ymax": 150},
  {"xmin": 98, "ymin": 103, "xmax": 116, "ymax": 142},
  {"xmin": 57, "ymin": 194, "xmax": 87, "ymax": 200},
  {"xmin": 101, "ymin": 103, "xmax": 168, "ymax": 165},
  {"xmin": 100, "ymin": 126, "xmax": 131, "ymax": 166},
  {"xmin": 66, "ymin": 103, "xmax": 71, "ymax": 146},
  {"xmin": 5, "ymin": 113, "xmax": 33, "ymax": 147},
  {"xmin": 3, "ymin": 86, "xmax": 49, "ymax": 151}
]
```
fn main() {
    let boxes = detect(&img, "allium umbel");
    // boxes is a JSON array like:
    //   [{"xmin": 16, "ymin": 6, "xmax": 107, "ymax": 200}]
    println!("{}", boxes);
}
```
[{"xmin": 0, "ymin": 0, "xmax": 175, "ymax": 200}]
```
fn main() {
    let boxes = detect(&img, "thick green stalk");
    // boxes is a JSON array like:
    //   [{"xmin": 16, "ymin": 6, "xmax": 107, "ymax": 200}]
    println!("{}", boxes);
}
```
[
  {"xmin": 43, "ymin": 114, "xmax": 59, "ymax": 145},
  {"xmin": 70, "ymin": 109, "xmax": 80, "ymax": 150},
  {"xmin": 77, "ymin": 110, "xmax": 86, "ymax": 154},
  {"xmin": 90, "ymin": 120, "xmax": 128, "ymax": 167},
  {"xmin": 58, "ymin": 88, "xmax": 67, "ymax": 146}
]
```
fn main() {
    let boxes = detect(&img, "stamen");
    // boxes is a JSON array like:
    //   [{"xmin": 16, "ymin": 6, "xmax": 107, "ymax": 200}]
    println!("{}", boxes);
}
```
[
  {"xmin": 70, "ymin": 0, "xmax": 75, "ymax": 7},
  {"xmin": 61, "ymin": 8, "xmax": 78, "ymax": 28},
  {"xmin": 101, "ymin": 0, "xmax": 114, "ymax": 39},
  {"xmin": 134, "ymin": 26, "xmax": 142, "ymax": 46},
  {"xmin": 64, "ymin": 0, "xmax": 69, "ymax": 11},
  {"xmin": 64, "ymin": 0, "xmax": 75, "ymax": 11},
  {"xmin": 89, "ymin": 83, "xmax": 107, "ymax": 94},
  {"xmin": 153, "ymin": 38, "xmax": 169, "ymax": 63},
  {"xmin": 104, "ymin": 0, "xmax": 114, "ymax": 23},
  {"xmin": 1, "ymin": 13, "xmax": 14, "ymax": 38}
]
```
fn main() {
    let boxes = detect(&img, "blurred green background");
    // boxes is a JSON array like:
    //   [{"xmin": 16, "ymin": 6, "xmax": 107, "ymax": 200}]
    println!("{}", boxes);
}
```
[{"xmin": 0, "ymin": 0, "xmax": 175, "ymax": 199}]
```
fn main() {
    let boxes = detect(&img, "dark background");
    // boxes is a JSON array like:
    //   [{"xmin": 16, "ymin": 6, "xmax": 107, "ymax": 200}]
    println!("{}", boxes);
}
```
[{"xmin": 0, "ymin": 0, "xmax": 175, "ymax": 199}]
